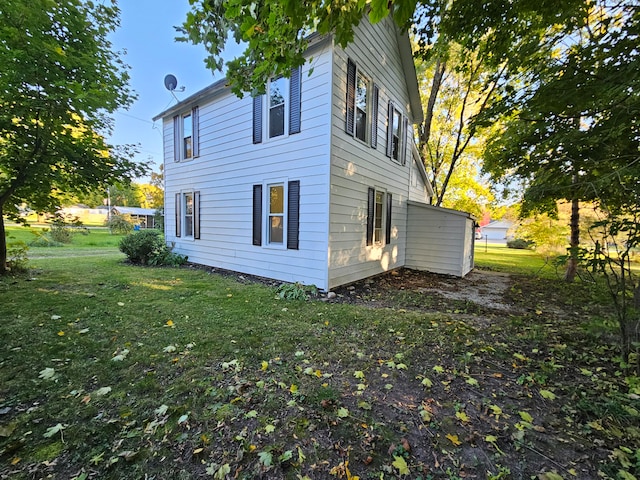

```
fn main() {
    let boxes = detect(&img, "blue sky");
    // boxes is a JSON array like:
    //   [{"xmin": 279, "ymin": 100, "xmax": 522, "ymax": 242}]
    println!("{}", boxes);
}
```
[{"xmin": 108, "ymin": 1, "xmax": 227, "ymax": 180}]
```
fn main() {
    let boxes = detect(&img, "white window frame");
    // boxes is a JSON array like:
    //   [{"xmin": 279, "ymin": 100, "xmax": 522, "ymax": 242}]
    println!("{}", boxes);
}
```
[
  {"xmin": 265, "ymin": 77, "xmax": 289, "ymax": 141},
  {"xmin": 182, "ymin": 113, "xmax": 193, "ymax": 160},
  {"xmin": 183, "ymin": 191, "xmax": 194, "ymax": 238},
  {"xmin": 373, "ymin": 189, "xmax": 386, "ymax": 245},
  {"xmin": 354, "ymin": 69, "xmax": 370, "ymax": 144},
  {"xmin": 265, "ymin": 181, "xmax": 288, "ymax": 248},
  {"xmin": 389, "ymin": 105, "xmax": 402, "ymax": 162}
]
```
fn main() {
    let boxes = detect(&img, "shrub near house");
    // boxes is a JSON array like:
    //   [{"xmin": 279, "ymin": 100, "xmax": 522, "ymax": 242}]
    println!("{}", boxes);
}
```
[{"xmin": 119, "ymin": 230, "xmax": 186, "ymax": 266}]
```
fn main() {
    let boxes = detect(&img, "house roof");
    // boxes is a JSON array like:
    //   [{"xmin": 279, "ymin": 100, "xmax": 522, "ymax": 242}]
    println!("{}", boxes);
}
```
[
  {"xmin": 111, "ymin": 206, "xmax": 157, "ymax": 216},
  {"xmin": 483, "ymin": 220, "xmax": 514, "ymax": 230},
  {"xmin": 395, "ymin": 29, "xmax": 423, "ymax": 123},
  {"xmin": 154, "ymin": 22, "xmax": 423, "ymax": 124}
]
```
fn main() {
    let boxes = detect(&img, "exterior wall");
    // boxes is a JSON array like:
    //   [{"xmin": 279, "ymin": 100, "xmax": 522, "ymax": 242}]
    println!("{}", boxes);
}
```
[
  {"xmin": 162, "ymin": 44, "xmax": 334, "ymax": 290},
  {"xmin": 327, "ymin": 17, "xmax": 419, "ymax": 289},
  {"xmin": 405, "ymin": 201, "xmax": 474, "ymax": 277},
  {"xmin": 408, "ymin": 156, "xmax": 431, "ymax": 203}
]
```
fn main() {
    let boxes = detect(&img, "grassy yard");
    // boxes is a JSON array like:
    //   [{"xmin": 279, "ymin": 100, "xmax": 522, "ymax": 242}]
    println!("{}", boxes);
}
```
[
  {"xmin": 474, "ymin": 243, "xmax": 560, "ymax": 277},
  {"xmin": 5, "ymin": 225, "xmax": 125, "ymax": 259},
  {"xmin": 0, "ymin": 236, "xmax": 639, "ymax": 479}
]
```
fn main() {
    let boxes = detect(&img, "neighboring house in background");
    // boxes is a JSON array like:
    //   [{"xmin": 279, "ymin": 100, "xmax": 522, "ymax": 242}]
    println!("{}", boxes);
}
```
[
  {"xmin": 110, "ymin": 207, "xmax": 157, "ymax": 229},
  {"xmin": 482, "ymin": 220, "xmax": 515, "ymax": 241},
  {"xmin": 154, "ymin": 16, "xmax": 475, "ymax": 291}
]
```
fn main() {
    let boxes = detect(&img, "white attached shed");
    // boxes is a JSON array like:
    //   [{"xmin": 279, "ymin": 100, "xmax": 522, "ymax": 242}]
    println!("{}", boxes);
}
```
[{"xmin": 405, "ymin": 202, "xmax": 475, "ymax": 277}]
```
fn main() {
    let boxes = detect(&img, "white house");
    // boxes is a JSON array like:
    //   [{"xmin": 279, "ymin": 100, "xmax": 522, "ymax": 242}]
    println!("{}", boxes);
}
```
[
  {"xmin": 482, "ymin": 220, "xmax": 515, "ymax": 241},
  {"xmin": 154, "ymin": 16, "xmax": 474, "ymax": 291},
  {"xmin": 110, "ymin": 207, "xmax": 157, "ymax": 229}
]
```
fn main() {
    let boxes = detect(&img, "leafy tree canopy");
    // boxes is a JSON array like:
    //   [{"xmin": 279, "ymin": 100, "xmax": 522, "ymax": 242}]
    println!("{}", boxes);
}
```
[
  {"xmin": 179, "ymin": 0, "xmax": 587, "ymax": 96},
  {"xmin": 0, "ymin": 0, "xmax": 148, "ymax": 272},
  {"xmin": 482, "ymin": 3, "xmax": 640, "ymax": 217}
]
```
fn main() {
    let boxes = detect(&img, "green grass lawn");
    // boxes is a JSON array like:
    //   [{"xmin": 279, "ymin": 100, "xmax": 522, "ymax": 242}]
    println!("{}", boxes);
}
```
[
  {"xmin": 475, "ymin": 242, "xmax": 640, "ymax": 275},
  {"xmin": 474, "ymin": 243, "xmax": 560, "ymax": 276},
  {"xmin": 5, "ymin": 225, "xmax": 125, "ymax": 259},
  {"xmin": 0, "ymin": 238, "xmax": 638, "ymax": 479}
]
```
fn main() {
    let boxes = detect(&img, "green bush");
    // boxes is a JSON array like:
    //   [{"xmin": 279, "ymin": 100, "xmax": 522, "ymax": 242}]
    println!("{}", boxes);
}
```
[
  {"xmin": 49, "ymin": 225, "xmax": 74, "ymax": 243},
  {"xmin": 106, "ymin": 215, "xmax": 134, "ymax": 235},
  {"xmin": 507, "ymin": 238, "xmax": 534, "ymax": 250},
  {"xmin": 6, "ymin": 240, "xmax": 29, "ymax": 273},
  {"xmin": 276, "ymin": 282, "xmax": 319, "ymax": 300},
  {"xmin": 28, "ymin": 228, "xmax": 63, "ymax": 247},
  {"xmin": 119, "ymin": 230, "xmax": 187, "ymax": 266},
  {"xmin": 153, "ymin": 208, "xmax": 164, "ymax": 233}
]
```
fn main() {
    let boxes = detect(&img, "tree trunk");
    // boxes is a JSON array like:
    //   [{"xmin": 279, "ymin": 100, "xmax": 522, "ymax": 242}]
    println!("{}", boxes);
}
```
[
  {"xmin": 633, "ymin": 285, "xmax": 640, "ymax": 375},
  {"xmin": 420, "ymin": 58, "xmax": 446, "ymax": 146},
  {"xmin": 0, "ymin": 204, "xmax": 7, "ymax": 274},
  {"xmin": 564, "ymin": 195, "xmax": 580, "ymax": 282}
]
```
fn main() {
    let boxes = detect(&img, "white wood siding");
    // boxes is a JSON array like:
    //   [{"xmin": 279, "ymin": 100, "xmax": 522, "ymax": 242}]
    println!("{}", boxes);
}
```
[
  {"xmin": 405, "ymin": 201, "xmax": 474, "ymax": 277},
  {"xmin": 327, "ymin": 17, "xmax": 417, "ymax": 289},
  {"xmin": 163, "ymin": 46, "xmax": 333, "ymax": 290},
  {"xmin": 408, "ymin": 156, "xmax": 431, "ymax": 203}
]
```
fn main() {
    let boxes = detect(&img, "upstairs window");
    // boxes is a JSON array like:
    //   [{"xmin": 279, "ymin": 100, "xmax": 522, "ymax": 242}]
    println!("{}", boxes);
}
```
[
  {"xmin": 269, "ymin": 77, "xmax": 287, "ymax": 138},
  {"xmin": 354, "ymin": 72, "xmax": 369, "ymax": 142},
  {"xmin": 183, "ymin": 114, "xmax": 192, "ymax": 159},
  {"xmin": 173, "ymin": 106, "xmax": 199, "ymax": 162},
  {"xmin": 345, "ymin": 59, "xmax": 379, "ymax": 148},
  {"xmin": 386, "ymin": 101, "xmax": 407, "ymax": 164},
  {"xmin": 253, "ymin": 67, "xmax": 302, "ymax": 144}
]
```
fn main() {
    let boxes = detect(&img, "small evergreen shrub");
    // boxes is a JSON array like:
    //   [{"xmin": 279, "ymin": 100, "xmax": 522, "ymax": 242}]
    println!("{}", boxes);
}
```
[
  {"xmin": 507, "ymin": 238, "xmax": 534, "ymax": 249},
  {"xmin": 119, "ymin": 230, "xmax": 187, "ymax": 266},
  {"xmin": 106, "ymin": 214, "xmax": 134, "ymax": 235}
]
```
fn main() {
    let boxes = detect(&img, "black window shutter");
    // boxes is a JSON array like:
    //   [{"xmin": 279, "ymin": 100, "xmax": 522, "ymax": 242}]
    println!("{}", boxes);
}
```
[
  {"xmin": 253, "ymin": 96, "xmax": 263, "ymax": 144},
  {"xmin": 192, "ymin": 106, "xmax": 200, "ymax": 158},
  {"xmin": 366, "ymin": 187, "xmax": 375, "ymax": 246},
  {"xmin": 371, "ymin": 84, "xmax": 379, "ymax": 148},
  {"xmin": 252, "ymin": 184, "xmax": 262, "ymax": 246},
  {"xmin": 194, "ymin": 191, "xmax": 201, "ymax": 239},
  {"xmin": 385, "ymin": 193, "xmax": 392, "ymax": 245},
  {"xmin": 173, "ymin": 115, "xmax": 180, "ymax": 162},
  {"xmin": 289, "ymin": 66, "xmax": 302, "ymax": 135},
  {"xmin": 175, "ymin": 193, "xmax": 181, "ymax": 237},
  {"xmin": 402, "ymin": 116, "xmax": 409, "ymax": 165},
  {"xmin": 287, "ymin": 180, "xmax": 300, "ymax": 250},
  {"xmin": 386, "ymin": 101, "xmax": 394, "ymax": 158},
  {"xmin": 345, "ymin": 59, "xmax": 356, "ymax": 135}
]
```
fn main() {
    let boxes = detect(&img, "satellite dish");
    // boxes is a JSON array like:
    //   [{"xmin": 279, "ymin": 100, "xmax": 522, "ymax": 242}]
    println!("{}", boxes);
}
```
[{"xmin": 164, "ymin": 74, "xmax": 178, "ymax": 91}]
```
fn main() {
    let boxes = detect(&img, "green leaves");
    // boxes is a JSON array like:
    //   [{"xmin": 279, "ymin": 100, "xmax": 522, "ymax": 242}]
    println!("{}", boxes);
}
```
[
  {"xmin": 539, "ymin": 389, "xmax": 556, "ymax": 401},
  {"xmin": 258, "ymin": 451, "xmax": 273, "ymax": 467},
  {"xmin": 392, "ymin": 455, "xmax": 410, "ymax": 475},
  {"xmin": 43, "ymin": 423, "xmax": 65, "ymax": 438},
  {"xmin": 38, "ymin": 367, "xmax": 56, "ymax": 380}
]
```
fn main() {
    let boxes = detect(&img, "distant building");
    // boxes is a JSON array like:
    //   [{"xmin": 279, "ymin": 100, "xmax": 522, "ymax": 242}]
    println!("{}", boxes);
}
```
[
  {"xmin": 481, "ymin": 220, "xmax": 515, "ymax": 241},
  {"xmin": 110, "ymin": 207, "xmax": 157, "ymax": 229}
]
